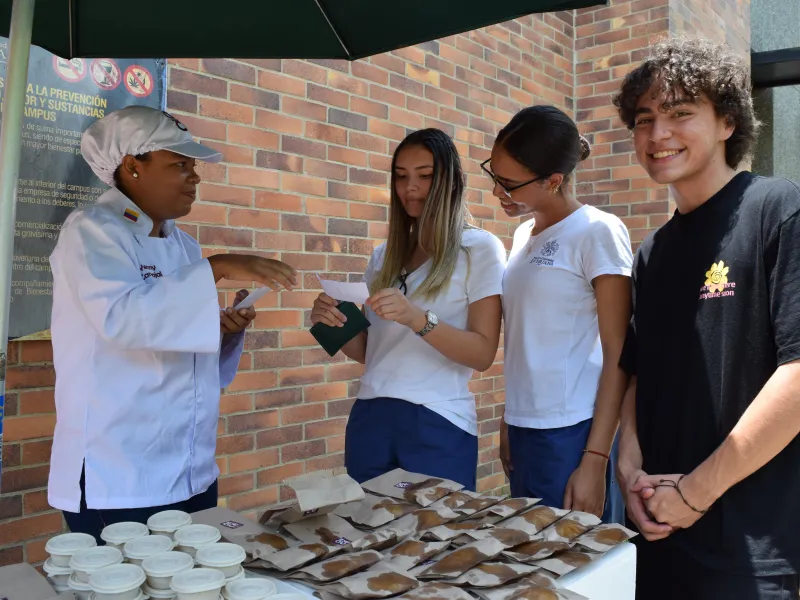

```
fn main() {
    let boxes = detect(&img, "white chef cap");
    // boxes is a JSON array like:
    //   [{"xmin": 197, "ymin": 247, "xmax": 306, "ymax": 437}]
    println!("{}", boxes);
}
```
[{"xmin": 81, "ymin": 106, "xmax": 223, "ymax": 186}]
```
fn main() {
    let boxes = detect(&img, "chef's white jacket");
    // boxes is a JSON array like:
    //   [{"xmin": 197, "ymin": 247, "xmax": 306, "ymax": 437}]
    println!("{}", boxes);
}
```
[{"xmin": 47, "ymin": 187, "xmax": 244, "ymax": 512}]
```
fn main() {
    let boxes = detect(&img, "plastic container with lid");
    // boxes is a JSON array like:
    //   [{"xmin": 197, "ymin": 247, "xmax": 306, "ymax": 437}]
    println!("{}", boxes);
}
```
[
  {"xmin": 100, "ymin": 522, "xmax": 150, "ymax": 551},
  {"xmin": 143, "ymin": 583, "xmax": 178, "ymax": 600},
  {"xmin": 90, "ymin": 592, "xmax": 147, "ymax": 600},
  {"xmin": 173, "ymin": 525, "xmax": 221, "ymax": 558},
  {"xmin": 141, "ymin": 551, "xmax": 195, "ymax": 590},
  {"xmin": 124, "ymin": 535, "xmax": 175, "ymax": 566},
  {"xmin": 222, "ymin": 578, "xmax": 276, "ymax": 600},
  {"xmin": 170, "ymin": 567, "xmax": 226, "ymax": 600},
  {"xmin": 195, "ymin": 543, "xmax": 246, "ymax": 578},
  {"xmin": 43, "ymin": 557, "xmax": 73, "ymax": 588},
  {"xmin": 69, "ymin": 573, "xmax": 94, "ymax": 600},
  {"xmin": 224, "ymin": 568, "xmax": 245, "ymax": 585},
  {"xmin": 70, "ymin": 546, "xmax": 125, "ymax": 583},
  {"xmin": 268, "ymin": 594, "xmax": 307, "ymax": 600},
  {"xmin": 46, "ymin": 532, "xmax": 97, "ymax": 567},
  {"xmin": 89, "ymin": 563, "xmax": 146, "ymax": 600},
  {"xmin": 147, "ymin": 511, "xmax": 192, "ymax": 539}
]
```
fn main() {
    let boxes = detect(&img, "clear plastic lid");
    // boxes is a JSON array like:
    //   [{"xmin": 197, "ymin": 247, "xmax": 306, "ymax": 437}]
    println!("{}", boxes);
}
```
[
  {"xmin": 70, "ymin": 546, "xmax": 124, "ymax": 572},
  {"xmin": 43, "ymin": 558, "xmax": 74, "ymax": 576},
  {"xmin": 223, "ymin": 578, "xmax": 277, "ymax": 600},
  {"xmin": 147, "ymin": 510, "xmax": 192, "ymax": 533},
  {"xmin": 174, "ymin": 524, "xmax": 222, "ymax": 548},
  {"xmin": 69, "ymin": 573, "xmax": 94, "ymax": 592},
  {"xmin": 141, "ymin": 551, "xmax": 195, "ymax": 578},
  {"xmin": 100, "ymin": 522, "xmax": 150, "ymax": 545},
  {"xmin": 46, "ymin": 532, "xmax": 97, "ymax": 556},
  {"xmin": 89, "ymin": 564, "xmax": 146, "ymax": 593},
  {"xmin": 195, "ymin": 543, "xmax": 246, "ymax": 568},
  {"xmin": 170, "ymin": 568, "xmax": 225, "ymax": 594},
  {"xmin": 124, "ymin": 535, "xmax": 174, "ymax": 560},
  {"xmin": 269, "ymin": 594, "xmax": 309, "ymax": 600}
]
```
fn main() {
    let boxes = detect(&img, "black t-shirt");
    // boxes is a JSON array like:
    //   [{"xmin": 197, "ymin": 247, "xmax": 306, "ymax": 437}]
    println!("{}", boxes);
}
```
[{"xmin": 621, "ymin": 172, "xmax": 800, "ymax": 576}]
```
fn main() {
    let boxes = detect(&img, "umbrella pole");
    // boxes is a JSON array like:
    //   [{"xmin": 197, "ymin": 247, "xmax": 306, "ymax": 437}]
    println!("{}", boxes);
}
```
[{"xmin": 0, "ymin": 0, "xmax": 35, "ymax": 489}]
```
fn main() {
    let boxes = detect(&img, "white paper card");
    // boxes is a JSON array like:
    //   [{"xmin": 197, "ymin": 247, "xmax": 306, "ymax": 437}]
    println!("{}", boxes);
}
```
[
  {"xmin": 318, "ymin": 278, "xmax": 370, "ymax": 304},
  {"xmin": 234, "ymin": 286, "xmax": 272, "ymax": 309}
]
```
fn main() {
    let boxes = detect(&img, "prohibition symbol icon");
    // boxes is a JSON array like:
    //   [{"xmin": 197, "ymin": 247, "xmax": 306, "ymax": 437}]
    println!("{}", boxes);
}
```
[
  {"xmin": 53, "ymin": 57, "xmax": 86, "ymax": 82},
  {"xmin": 124, "ymin": 65, "xmax": 154, "ymax": 98},
  {"xmin": 90, "ymin": 59, "xmax": 121, "ymax": 90}
]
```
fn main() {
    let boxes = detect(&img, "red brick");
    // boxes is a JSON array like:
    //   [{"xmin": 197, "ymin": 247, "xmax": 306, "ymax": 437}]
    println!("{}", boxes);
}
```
[
  {"xmin": 1, "ymin": 465, "xmax": 49, "ymax": 493},
  {"xmin": 257, "ymin": 463, "xmax": 305, "ymax": 486},
  {"xmin": 282, "ymin": 174, "xmax": 327, "ymax": 196},
  {"xmin": 256, "ymin": 425, "xmax": 304, "ymax": 449},
  {"xmin": 328, "ymin": 72, "xmax": 369, "ymax": 96},
  {"xmin": 352, "ymin": 62, "xmax": 389, "ymax": 85},
  {"xmin": 306, "ymin": 159, "xmax": 348, "ymax": 181},
  {"xmin": 218, "ymin": 474, "xmax": 254, "ymax": 496},
  {"xmin": 256, "ymin": 150, "xmax": 303, "ymax": 173},
  {"xmin": 370, "ymin": 85, "xmax": 406, "ymax": 108},
  {"xmin": 304, "ymin": 383, "xmax": 349, "ymax": 403},
  {"xmin": 227, "ymin": 410, "xmax": 279, "ymax": 433},
  {"xmin": 200, "ymin": 98, "xmax": 253, "ymax": 124},
  {"xmin": 255, "ymin": 191, "xmax": 303, "ymax": 212},
  {"xmin": 305, "ymin": 123, "xmax": 348, "ymax": 145},
  {"xmin": 283, "ymin": 60, "xmax": 327, "ymax": 84},
  {"xmin": 229, "ymin": 208, "xmax": 279, "ymax": 230},
  {"xmin": 199, "ymin": 184, "xmax": 252, "ymax": 207},
  {"xmin": 281, "ymin": 214, "xmax": 326, "ymax": 233},
  {"xmin": 308, "ymin": 84, "xmax": 349, "ymax": 109},
  {"xmin": 282, "ymin": 136, "xmax": 327, "ymax": 160},
  {"xmin": 203, "ymin": 59, "xmax": 256, "ymax": 84},
  {"xmin": 0, "ymin": 547, "xmax": 23, "ymax": 567},
  {"xmin": 229, "ymin": 167, "xmax": 280, "ymax": 189},
  {"xmin": 283, "ymin": 98, "xmax": 327, "ymax": 121},
  {"xmin": 351, "ymin": 98, "xmax": 389, "ymax": 119},
  {"xmin": 230, "ymin": 85, "xmax": 280, "ymax": 110},
  {"xmin": 258, "ymin": 71, "xmax": 305, "ymax": 96},
  {"xmin": 226, "ymin": 369, "xmax": 278, "ymax": 392},
  {"xmin": 4, "ymin": 415, "xmax": 56, "ymax": 442},
  {"xmin": 226, "ymin": 488, "xmax": 279, "ymax": 512},
  {"xmin": 23, "ymin": 490, "xmax": 50, "ymax": 515},
  {"xmin": 0, "ymin": 513, "xmax": 62, "ymax": 545},
  {"xmin": 370, "ymin": 54, "xmax": 406, "ymax": 75},
  {"xmin": 350, "ymin": 132, "xmax": 387, "ymax": 153},
  {"xmin": 6, "ymin": 365, "xmax": 55, "ymax": 390},
  {"xmin": 170, "ymin": 69, "xmax": 228, "ymax": 97},
  {"xmin": 229, "ymin": 449, "xmax": 280, "ymax": 473},
  {"xmin": 279, "ymin": 366, "xmax": 325, "ymax": 387},
  {"xmin": 255, "ymin": 110, "xmax": 305, "ymax": 135},
  {"xmin": 255, "ymin": 232, "xmax": 303, "ymax": 251},
  {"xmin": 199, "ymin": 226, "xmax": 253, "ymax": 248},
  {"xmin": 18, "ymin": 390, "xmax": 54, "ymax": 415},
  {"xmin": 21, "ymin": 440, "xmax": 52, "ymax": 465},
  {"xmin": 281, "ymin": 440, "xmax": 326, "ymax": 463}
]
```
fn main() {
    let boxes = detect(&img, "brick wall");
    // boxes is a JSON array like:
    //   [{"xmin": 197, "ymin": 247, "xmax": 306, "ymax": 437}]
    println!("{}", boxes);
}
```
[{"xmin": 0, "ymin": 0, "xmax": 750, "ymax": 565}]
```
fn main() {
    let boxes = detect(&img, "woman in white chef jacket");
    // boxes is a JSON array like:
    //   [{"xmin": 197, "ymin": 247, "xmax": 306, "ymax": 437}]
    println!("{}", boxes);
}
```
[
  {"xmin": 310, "ymin": 128, "xmax": 506, "ymax": 491},
  {"xmin": 48, "ymin": 106, "xmax": 297, "ymax": 541}
]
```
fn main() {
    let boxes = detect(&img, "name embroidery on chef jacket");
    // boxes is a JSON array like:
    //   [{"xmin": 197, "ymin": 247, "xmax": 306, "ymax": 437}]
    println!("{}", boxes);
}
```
[
  {"xmin": 529, "ymin": 238, "xmax": 560, "ymax": 267},
  {"xmin": 140, "ymin": 264, "xmax": 163, "ymax": 281},
  {"xmin": 699, "ymin": 260, "xmax": 736, "ymax": 300}
]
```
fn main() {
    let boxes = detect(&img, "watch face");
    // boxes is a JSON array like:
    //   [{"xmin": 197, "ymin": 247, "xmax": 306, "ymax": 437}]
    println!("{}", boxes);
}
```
[{"xmin": 428, "ymin": 312, "xmax": 439, "ymax": 325}]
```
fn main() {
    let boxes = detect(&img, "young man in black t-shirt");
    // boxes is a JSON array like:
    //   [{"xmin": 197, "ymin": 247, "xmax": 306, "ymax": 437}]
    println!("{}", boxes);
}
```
[{"xmin": 613, "ymin": 38, "xmax": 800, "ymax": 599}]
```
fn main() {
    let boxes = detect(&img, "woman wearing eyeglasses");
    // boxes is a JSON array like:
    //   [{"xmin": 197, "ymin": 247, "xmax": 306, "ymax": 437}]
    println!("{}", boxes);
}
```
[
  {"xmin": 485, "ymin": 106, "xmax": 632, "ymax": 520},
  {"xmin": 310, "ymin": 129, "xmax": 506, "ymax": 490}
]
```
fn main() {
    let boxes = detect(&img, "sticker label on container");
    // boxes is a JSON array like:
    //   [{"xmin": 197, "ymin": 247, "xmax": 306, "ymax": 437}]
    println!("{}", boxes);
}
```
[{"xmin": 221, "ymin": 521, "xmax": 243, "ymax": 529}]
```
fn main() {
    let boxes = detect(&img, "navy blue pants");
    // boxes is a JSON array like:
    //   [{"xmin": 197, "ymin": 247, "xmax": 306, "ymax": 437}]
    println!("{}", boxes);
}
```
[
  {"xmin": 345, "ymin": 397, "xmax": 479, "ymax": 491},
  {"xmin": 63, "ymin": 468, "xmax": 218, "ymax": 544},
  {"xmin": 508, "ymin": 419, "xmax": 624, "ymax": 523}
]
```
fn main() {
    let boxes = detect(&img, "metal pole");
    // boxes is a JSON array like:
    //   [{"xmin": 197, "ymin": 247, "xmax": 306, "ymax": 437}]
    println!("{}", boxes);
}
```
[{"xmin": 0, "ymin": 0, "xmax": 36, "ymax": 491}]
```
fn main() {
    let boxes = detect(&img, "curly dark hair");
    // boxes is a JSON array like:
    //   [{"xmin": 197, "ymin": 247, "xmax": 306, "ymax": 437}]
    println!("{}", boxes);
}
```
[{"xmin": 613, "ymin": 37, "xmax": 759, "ymax": 169}]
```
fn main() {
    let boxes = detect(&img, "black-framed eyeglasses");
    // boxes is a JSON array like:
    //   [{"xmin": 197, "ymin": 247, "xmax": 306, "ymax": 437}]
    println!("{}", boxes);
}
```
[
  {"xmin": 398, "ymin": 272, "xmax": 409, "ymax": 296},
  {"xmin": 480, "ymin": 158, "xmax": 547, "ymax": 197}
]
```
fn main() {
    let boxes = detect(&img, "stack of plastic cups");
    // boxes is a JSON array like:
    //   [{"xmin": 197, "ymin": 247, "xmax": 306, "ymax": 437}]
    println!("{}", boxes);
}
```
[
  {"xmin": 223, "ymin": 579, "xmax": 277, "ymax": 600},
  {"xmin": 195, "ymin": 543, "xmax": 247, "ymax": 586},
  {"xmin": 141, "ymin": 551, "xmax": 195, "ymax": 600},
  {"xmin": 68, "ymin": 546, "xmax": 124, "ymax": 600},
  {"xmin": 89, "ymin": 563, "xmax": 147, "ymax": 600},
  {"xmin": 147, "ymin": 511, "xmax": 193, "ymax": 541},
  {"xmin": 173, "ymin": 525, "xmax": 222, "ymax": 558},
  {"xmin": 170, "ymin": 568, "xmax": 226, "ymax": 600},
  {"xmin": 44, "ymin": 533, "xmax": 97, "ymax": 593},
  {"xmin": 123, "ymin": 535, "xmax": 175, "ymax": 566},
  {"xmin": 101, "ymin": 522, "xmax": 150, "ymax": 551}
]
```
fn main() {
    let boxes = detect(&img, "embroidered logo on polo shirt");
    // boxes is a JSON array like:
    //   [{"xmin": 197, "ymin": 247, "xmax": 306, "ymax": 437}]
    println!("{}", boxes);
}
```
[
  {"xmin": 700, "ymin": 260, "xmax": 736, "ymax": 299},
  {"xmin": 530, "ymin": 239, "xmax": 559, "ymax": 266}
]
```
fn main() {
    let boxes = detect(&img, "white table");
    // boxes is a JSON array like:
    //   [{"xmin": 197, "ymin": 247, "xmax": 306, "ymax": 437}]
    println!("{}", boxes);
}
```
[{"xmin": 246, "ymin": 542, "xmax": 636, "ymax": 600}]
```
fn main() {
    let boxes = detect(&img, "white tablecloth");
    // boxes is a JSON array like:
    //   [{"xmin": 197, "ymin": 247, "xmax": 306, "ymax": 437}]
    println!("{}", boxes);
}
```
[{"xmin": 246, "ymin": 541, "xmax": 636, "ymax": 600}]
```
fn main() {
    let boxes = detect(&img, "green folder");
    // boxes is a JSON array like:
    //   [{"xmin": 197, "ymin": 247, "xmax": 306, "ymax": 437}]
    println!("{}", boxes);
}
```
[{"xmin": 310, "ymin": 301, "xmax": 371, "ymax": 357}]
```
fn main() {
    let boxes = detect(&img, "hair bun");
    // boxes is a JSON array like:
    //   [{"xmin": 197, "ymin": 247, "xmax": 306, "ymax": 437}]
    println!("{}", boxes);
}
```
[{"xmin": 578, "ymin": 135, "xmax": 591, "ymax": 161}]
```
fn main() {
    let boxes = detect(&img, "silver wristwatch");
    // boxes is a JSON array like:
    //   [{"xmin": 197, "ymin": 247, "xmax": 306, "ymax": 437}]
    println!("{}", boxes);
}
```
[{"xmin": 416, "ymin": 310, "xmax": 439, "ymax": 337}]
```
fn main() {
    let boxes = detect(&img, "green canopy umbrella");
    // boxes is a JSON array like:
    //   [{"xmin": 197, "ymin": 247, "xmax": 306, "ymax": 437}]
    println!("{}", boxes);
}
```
[
  {"xmin": 0, "ymin": 0, "xmax": 605, "ymax": 488},
  {"xmin": 0, "ymin": 0, "xmax": 603, "ymax": 59}
]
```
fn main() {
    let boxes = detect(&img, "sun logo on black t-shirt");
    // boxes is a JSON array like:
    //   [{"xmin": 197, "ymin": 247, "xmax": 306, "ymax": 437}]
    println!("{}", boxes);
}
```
[{"xmin": 704, "ymin": 261, "xmax": 729, "ymax": 294}]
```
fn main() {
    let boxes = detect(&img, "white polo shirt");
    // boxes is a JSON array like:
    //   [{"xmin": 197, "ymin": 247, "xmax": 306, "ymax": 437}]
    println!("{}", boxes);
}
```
[
  {"xmin": 502, "ymin": 205, "xmax": 632, "ymax": 429},
  {"xmin": 48, "ymin": 187, "xmax": 244, "ymax": 512},
  {"xmin": 358, "ymin": 227, "xmax": 507, "ymax": 435}
]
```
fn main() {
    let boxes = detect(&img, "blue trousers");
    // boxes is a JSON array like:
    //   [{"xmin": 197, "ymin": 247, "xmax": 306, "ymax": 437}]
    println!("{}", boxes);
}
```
[
  {"xmin": 508, "ymin": 420, "xmax": 624, "ymax": 524},
  {"xmin": 345, "ymin": 397, "xmax": 479, "ymax": 491}
]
